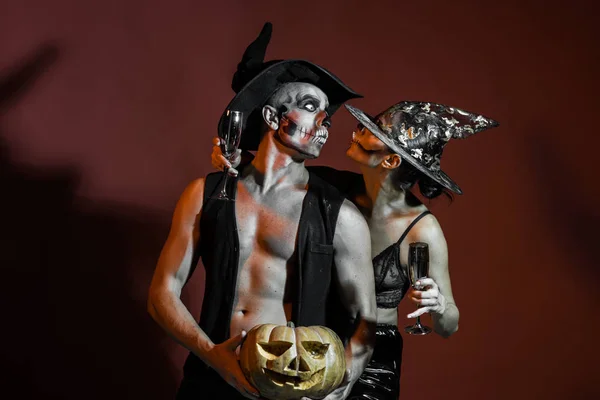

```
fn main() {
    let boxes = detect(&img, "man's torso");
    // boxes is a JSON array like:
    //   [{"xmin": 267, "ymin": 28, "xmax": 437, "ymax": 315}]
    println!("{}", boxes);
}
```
[{"xmin": 229, "ymin": 171, "xmax": 310, "ymax": 337}]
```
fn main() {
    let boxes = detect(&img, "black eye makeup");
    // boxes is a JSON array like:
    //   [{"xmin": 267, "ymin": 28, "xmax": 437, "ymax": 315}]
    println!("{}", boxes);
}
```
[{"xmin": 297, "ymin": 94, "xmax": 321, "ymax": 112}]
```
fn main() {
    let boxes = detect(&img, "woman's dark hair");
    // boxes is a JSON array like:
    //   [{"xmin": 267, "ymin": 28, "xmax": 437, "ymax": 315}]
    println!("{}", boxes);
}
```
[{"xmin": 390, "ymin": 161, "xmax": 453, "ymax": 202}]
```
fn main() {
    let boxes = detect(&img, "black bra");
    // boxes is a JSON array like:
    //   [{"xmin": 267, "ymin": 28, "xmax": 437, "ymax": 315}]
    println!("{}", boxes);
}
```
[{"xmin": 373, "ymin": 211, "xmax": 432, "ymax": 309}]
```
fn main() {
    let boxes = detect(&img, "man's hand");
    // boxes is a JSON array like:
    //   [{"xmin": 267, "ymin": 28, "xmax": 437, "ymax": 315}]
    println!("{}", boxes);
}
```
[
  {"xmin": 212, "ymin": 137, "xmax": 242, "ymax": 177},
  {"xmin": 205, "ymin": 331, "xmax": 260, "ymax": 399},
  {"xmin": 407, "ymin": 277, "xmax": 447, "ymax": 318}
]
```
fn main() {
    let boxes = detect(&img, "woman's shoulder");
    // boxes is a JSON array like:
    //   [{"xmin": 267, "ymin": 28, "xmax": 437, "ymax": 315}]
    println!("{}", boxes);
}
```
[{"xmin": 406, "ymin": 210, "xmax": 447, "ymax": 248}]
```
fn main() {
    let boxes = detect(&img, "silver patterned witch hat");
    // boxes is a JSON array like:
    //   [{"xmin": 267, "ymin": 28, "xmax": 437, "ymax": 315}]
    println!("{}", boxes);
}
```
[{"xmin": 345, "ymin": 101, "xmax": 499, "ymax": 194}]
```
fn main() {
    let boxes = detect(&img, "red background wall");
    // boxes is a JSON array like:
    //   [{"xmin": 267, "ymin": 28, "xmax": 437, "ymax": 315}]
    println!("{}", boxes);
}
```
[{"xmin": 1, "ymin": 0, "xmax": 598, "ymax": 398}]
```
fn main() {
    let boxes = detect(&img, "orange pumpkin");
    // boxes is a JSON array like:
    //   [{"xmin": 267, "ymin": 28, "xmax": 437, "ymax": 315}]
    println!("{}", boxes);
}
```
[{"xmin": 239, "ymin": 322, "xmax": 346, "ymax": 400}]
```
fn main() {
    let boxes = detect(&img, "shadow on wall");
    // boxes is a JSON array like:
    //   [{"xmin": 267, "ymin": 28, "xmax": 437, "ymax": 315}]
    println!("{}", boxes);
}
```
[
  {"xmin": 524, "ymin": 131, "xmax": 600, "ymax": 284},
  {"xmin": 0, "ymin": 44, "xmax": 179, "ymax": 398}
]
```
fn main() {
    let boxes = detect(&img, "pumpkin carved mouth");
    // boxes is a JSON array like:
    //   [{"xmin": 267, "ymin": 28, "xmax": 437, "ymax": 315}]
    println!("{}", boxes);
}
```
[{"xmin": 263, "ymin": 368, "xmax": 326, "ymax": 389}]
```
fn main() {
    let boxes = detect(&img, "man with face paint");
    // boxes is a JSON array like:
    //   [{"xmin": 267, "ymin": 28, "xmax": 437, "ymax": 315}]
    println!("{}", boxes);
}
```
[
  {"xmin": 265, "ymin": 83, "xmax": 330, "ymax": 158},
  {"xmin": 148, "ymin": 23, "xmax": 377, "ymax": 400}
]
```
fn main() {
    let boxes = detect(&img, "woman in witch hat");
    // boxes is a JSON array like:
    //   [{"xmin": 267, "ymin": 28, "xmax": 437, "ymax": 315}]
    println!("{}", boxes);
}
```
[
  {"xmin": 212, "ymin": 20, "xmax": 499, "ymax": 400},
  {"xmin": 335, "ymin": 102, "xmax": 497, "ymax": 400}
]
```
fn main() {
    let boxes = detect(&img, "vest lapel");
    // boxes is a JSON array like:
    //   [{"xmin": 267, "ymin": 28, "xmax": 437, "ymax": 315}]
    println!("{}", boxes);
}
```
[{"xmin": 291, "ymin": 172, "xmax": 316, "ymax": 324}]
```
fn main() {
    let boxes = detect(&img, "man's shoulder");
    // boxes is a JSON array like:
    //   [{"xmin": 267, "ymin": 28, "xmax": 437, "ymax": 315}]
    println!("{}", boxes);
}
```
[
  {"xmin": 201, "ymin": 171, "xmax": 234, "ymax": 201},
  {"xmin": 180, "ymin": 177, "xmax": 206, "ymax": 203},
  {"xmin": 307, "ymin": 171, "xmax": 368, "ymax": 238},
  {"xmin": 170, "ymin": 177, "xmax": 206, "ymax": 226},
  {"xmin": 332, "ymin": 198, "xmax": 370, "ymax": 255},
  {"xmin": 337, "ymin": 197, "xmax": 366, "ymax": 225}
]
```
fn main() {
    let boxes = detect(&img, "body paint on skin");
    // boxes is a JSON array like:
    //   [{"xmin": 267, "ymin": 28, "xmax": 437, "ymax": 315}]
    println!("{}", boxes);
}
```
[{"xmin": 280, "ymin": 110, "xmax": 328, "ymax": 146}]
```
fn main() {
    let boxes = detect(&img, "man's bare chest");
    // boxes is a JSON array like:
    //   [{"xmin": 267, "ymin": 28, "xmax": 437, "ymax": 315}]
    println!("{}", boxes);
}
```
[{"xmin": 234, "ymin": 183, "xmax": 308, "ymax": 260}]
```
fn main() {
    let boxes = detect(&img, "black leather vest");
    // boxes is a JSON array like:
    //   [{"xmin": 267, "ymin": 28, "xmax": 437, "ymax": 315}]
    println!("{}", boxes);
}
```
[{"xmin": 183, "ymin": 168, "xmax": 346, "ymax": 377}]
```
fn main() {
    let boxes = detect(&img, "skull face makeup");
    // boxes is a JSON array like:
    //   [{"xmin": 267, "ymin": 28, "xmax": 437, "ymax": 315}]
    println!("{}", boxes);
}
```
[{"xmin": 264, "ymin": 82, "xmax": 330, "ymax": 159}]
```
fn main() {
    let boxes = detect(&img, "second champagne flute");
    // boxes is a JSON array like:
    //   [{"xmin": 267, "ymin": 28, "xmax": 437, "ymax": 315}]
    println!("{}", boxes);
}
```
[{"xmin": 212, "ymin": 110, "xmax": 243, "ymax": 201}]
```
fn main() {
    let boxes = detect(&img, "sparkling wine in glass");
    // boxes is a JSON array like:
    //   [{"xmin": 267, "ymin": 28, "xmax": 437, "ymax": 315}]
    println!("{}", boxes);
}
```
[
  {"xmin": 212, "ymin": 110, "xmax": 243, "ymax": 201},
  {"xmin": 404, "ymin": 242, "xmax": 432, "ymax": 335}
]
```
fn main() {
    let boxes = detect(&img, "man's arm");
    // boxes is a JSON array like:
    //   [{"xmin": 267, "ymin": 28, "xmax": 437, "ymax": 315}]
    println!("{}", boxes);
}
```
[
  {"xmin": 147, "ymin": 178, "xmax": 259, "ymax": 398},
  {"xmin": 147, "ymin": 178, "xmax": 212, "ymax": 356},
  {"xmin": 330, "ymin": 199, "xmax": 377, "ymax": 398}
]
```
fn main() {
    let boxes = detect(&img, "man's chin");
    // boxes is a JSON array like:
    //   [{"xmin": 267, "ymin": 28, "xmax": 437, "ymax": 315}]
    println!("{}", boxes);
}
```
[
  {"xmin": 285, "ymin": 142, "xmax": 322, "ymax": 159},
  {"xmin": 274, "ymin": 136, "xmax": 321, "ymax": 158},
  {"xmin": 294, "ymin": 148, "xmax": 320, "ymax": 159}
]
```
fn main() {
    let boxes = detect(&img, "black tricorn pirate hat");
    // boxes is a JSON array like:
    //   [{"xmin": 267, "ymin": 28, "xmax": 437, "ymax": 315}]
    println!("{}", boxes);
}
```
[{"xmin": 218, "ymin": 22, "xmax": 362, "ymax": 151}]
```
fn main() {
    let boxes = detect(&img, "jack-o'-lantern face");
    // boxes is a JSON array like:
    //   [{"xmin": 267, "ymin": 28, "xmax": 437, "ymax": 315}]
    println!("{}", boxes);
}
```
[{"xmin": 240, "ymin": 322, "xmax": 346, "ymax": 400}]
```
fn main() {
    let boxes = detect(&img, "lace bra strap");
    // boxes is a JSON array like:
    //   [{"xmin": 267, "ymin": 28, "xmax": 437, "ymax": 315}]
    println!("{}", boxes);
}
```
[{"xmin": 396, "ymin": 211, "xmax": 432, "ymax": 245}]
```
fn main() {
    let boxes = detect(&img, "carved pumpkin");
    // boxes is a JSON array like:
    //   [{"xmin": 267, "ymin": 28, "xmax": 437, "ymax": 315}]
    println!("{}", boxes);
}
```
[{"xmin": 239, "ymin": 322, "xmax": 346, "ymax": 400}]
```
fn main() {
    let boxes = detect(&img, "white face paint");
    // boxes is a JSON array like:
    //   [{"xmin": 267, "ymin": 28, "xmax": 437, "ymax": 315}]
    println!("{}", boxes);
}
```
[
  {"xmin": 268, "ymin": 82, "xmax": 330, "ymax": 159},
  {"xmin": 346, "ymin": 126, "xmax": 390, "ymax": 168}
]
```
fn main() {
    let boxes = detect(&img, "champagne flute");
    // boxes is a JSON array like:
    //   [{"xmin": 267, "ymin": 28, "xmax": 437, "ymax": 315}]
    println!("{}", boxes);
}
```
[
  {"xmin": 404, "ymin": 242, "xmax": 432, "ymax": 335},
  {"xmin": 212, "ymin": 110, "xmax": 243, "ymax": 201}
]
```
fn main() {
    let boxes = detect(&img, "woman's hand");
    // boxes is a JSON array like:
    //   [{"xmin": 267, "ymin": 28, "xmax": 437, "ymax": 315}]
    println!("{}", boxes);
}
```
[
  {"xmin": 211, "ymin": 137, "xmax": 242, "ymax": 177},
  {"xmin": 407, "ymin": 277, "xmax": 447, "ymax": 318}
]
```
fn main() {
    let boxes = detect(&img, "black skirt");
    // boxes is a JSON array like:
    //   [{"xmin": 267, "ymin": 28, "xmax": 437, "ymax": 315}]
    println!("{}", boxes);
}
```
[{"xmin": 347, "ymin": 324, "xmax": 403, "ymax": 400}]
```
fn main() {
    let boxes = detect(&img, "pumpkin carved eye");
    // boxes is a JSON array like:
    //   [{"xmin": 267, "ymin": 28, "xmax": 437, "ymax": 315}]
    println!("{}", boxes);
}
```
[
  {"xmin": 302, "ymin": 341, "xmax": 329, "ymax": 359},
  {"xmin": 258, "ymin": 341, "xmax": 293, "ymax": 359}
]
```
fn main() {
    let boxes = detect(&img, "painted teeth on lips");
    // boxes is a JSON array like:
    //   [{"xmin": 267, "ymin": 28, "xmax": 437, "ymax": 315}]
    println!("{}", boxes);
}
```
[
  {"xmin": 314, "ymin": 128, "xmax": 327, "ymax": 144},
  {"xmin": 299, "ymin": 127, "xmax": 313, "ymax": 139}
]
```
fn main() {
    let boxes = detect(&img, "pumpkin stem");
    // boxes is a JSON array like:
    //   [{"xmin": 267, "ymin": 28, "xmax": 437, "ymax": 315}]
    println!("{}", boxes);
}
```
[{"xmin": 286, "ymin": 321, "xmax": 295, "ymax": 328}]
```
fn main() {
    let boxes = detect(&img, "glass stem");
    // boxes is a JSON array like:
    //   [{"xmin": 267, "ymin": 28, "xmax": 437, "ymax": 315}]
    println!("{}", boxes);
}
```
[{"xmin": 220, "ymin": 171, "xmax": 229, "ymax": 196}]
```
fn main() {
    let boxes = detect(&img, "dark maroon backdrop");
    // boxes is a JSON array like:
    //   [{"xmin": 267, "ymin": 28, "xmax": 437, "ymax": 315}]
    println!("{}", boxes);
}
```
[{"xmin": 1, "ymin": 0, "xmax": 598, "ymax": 399}]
